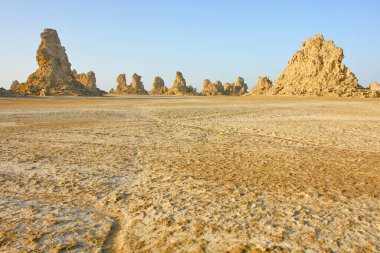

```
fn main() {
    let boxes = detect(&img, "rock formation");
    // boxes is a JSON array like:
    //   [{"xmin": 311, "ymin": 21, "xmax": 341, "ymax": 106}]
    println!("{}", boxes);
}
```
[
  {"xmin": 223, "ymin": 77, "xmax": 248, "ymax": 96},
  {"xmin": 272, "ymin": 34, "xmax": 365, "ymax": 97},
  {"xmin": 166, "ymin": 71, "xmax": 197, "ymax": 95},
  {"xmin": 0, "ymin": 87, "xmax": 13, "ymax": 97},
  {"xmin": 234, "ymin": 76, "xmax": 248, "ymax": 95},
  {"xmin": 12, "ymin": 29, "xmax": 104, "ymax": 96},
  {"xmin": 149, "ymin": 76, "xmax": 168, "ymax": 95},
  {"xmin": 369, "ymin": 82, "xmax": 380, "ymax": 91},
  {"xmin": 369, "ymin": 82, "xmax": 380, "ymax": 98},
  {"xmin": 251, "ymin": 76, "xmax": 273, "ymax": 95},
  {"xmin": 113, "ymin": 73, "xmax": 147, "ymax": 95},
  {"xmin": 131, "ymin": 73, "xmax": 148, "ymax": 95},
  {"xmin": 114, "ymin": 74, "xmax": 130, "ymax": 94},
  {"xmin": 10, "ymin": 80, "xmax": 19, "ymax": 91},
  {"xmin": 73, "ymin": 70, "xmax": 98, "ymax": 91},
  {"xmin": 201, "ymin": 79, "xmax": 224, "ymax": 96},
  {"xmin": 187, "ymin": 85, "xmax": 197, "ymax": 95},
  {"xmin": 223, "ymin": 83, "xmax": 233, "ymax": 95}
]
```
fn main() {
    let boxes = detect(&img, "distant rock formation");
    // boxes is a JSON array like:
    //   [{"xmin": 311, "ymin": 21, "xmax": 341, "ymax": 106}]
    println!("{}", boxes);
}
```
[
  {"xmin": 114, "ymin": 74, "xmax": 130, "ymax": 94},
  {"xmin": 223, "ymin": 83, "xmax": 233, "ymax": 95},
  {"xmin": 201, "ymin": 79, "xmax": 224, "ymax": 96},
  {"xmin": 113, "ymin": 73, "xmax": 147, "ymax": 95},
  {"xmin": 166, "ymin": 71, "xmax": 197, "ymax": 95},
  {"xmin": 149, "ymin": 76, "xmax": 168, "ymax": 95},
  {"xmin": 131, "ymin": 73, "xmax": 148, "ymax": 95},
  {"xmin": 73, "ymin": 70, "xmax": 98, "ymax": 91},
  {"xmin": 234, "ymin": 77, "xmax": 248, "ymax": 95},
  {"xmin": 0, "ymin": 87, "xmax": 13, "ymax": 97},
  {"xmin": 251, "ymin": 76, "xmax": 273, "ymax": 95},
  {"xmin": 223, "ymin": 77, "xmax": 248, "ymax": 96},
  {"xmin": 10, "ymin": 80, "xmax": 19, "ymax": 90},
  {"xmin": 369, "ymin": 82, "xmax": 380, "ymax": 97},
  {"xmin": 11, "ymin": 29, "xmax": 104, "ymax": 96},
  {"xmin": 272, "ymin": 34, "xmax": 366, "ymax": 97},
  {"xmin": 369, "ymin": 82, "xmax": 380, "ymax": 91}
]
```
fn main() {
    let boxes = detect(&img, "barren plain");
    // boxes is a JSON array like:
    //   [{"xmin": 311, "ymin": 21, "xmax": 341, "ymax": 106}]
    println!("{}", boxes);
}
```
[{"xmin": 0, "ymin": 96, "xmax": 379, "ymax": 252}]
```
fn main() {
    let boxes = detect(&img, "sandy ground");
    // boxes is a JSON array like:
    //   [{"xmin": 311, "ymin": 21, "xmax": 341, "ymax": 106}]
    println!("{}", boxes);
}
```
[{"xmin": 0, "ymin": 95, "xmax": 379, "ymax": 252}]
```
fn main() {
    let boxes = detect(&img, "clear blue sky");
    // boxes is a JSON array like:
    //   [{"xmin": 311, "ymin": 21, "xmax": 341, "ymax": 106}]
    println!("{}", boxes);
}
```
[{"xmin": 0, "ymin": 0, "xmax": 379, "ymax": 91}]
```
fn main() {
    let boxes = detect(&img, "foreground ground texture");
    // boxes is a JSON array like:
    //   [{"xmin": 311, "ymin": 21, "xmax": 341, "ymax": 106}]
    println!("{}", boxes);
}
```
[{"xmin": 0, "ymin": 96, "xmax": 379, "ymax": 252}]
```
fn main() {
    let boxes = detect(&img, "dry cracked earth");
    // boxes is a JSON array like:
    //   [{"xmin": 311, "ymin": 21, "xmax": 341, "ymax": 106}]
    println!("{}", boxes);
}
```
[{"xmin": 0, "ymin": 95, "xmax": 379, "ymax": 252}]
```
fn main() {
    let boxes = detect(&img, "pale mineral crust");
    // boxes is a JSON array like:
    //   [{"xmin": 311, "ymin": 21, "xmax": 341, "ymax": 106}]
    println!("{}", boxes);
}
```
[
  {"xmin": 12, "ymin": 29, "xmax": 104, "ymax": 96},
  {"xmin": 166, "ymin": 71, "xmax": 198, "ymax": 96},
  {"xmin": 272, "ymin": 34, "xmax": 370, "ymax": 97},
  {"xmin": 251, "ymin": 76, "xmax": 273, "ymax": 95},
  {"xmin": 201, "ymin": 79, "xmax": 224, "ymax": 96},
  {"xmin": 1, "ymin": 97, "xmax": 379, "ymax": 252},
  {"xmin": 149, "ymin": 76, "xmax": 168, "ymax": 95}
]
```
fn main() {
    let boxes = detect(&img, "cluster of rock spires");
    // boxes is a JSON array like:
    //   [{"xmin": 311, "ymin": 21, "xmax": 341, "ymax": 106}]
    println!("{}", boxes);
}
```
[
  {"xmin": 112, "ymin": 73, "xmax": 148, "ymax": 95},
  {"xmin": 2, "ymin": 29, "xmax": 379, "ymax": 98},
  {"xmin": 111, "ymin": 71, "xmax": 197, "ymax": 96}
]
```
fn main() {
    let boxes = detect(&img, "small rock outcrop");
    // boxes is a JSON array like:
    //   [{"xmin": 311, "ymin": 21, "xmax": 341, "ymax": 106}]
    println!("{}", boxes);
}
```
[
  {"xmin": 166, "ymin": 71, "xmax": 197, "ymax": 95},
  {"xmin": 223, "ymin": 83, "xmax": 233, "ymax": 95},
  {"xmin": 251, "ymin": 76, "xmax": 273, "ymax": 95},
  {"xmin": 201, "ymin": 80, "xmax": 224, "ymax": 96},
  {"xmin": 113, "ymin": 73, "xmax": 147, "ymax": 95},
  {"xmin": 369, "ymin": 82, "xmax": 380, "ymax": 98},
  {"xmin": 10, "ymin": 80, "xmax": 20, "ymax": 91},
  {"xmin": 73, "ymin": 70, "xmax": 98, "ymax": 91},
  {"xmin": 0, "ymin": 87, "xmax": 13, "ymax": 97},
  {"xmin": 369, "ymin": 82, "xmax": 380, "ymax": 91},
  {"xmin": 131, "ymin": 73, "xmax": 148, "ymax": 95},
  {"xmin": 114, "ymin": 74, "xmax": 130, "ymax": 94},
  {"xmin": 272, "ymin": 34, "xmax": 364, "ymax": 97},
  {"xmin": 223, "ymin": 77, "xmax": 248, "ymax": 96},
  {"xmin": 12, "ymin": 29, "xmax": 104, "ymax": 96},
  {"xmin": 234, "ymin": 77, "xmax": 248, "ymax": 95},
  {"xmin": 149, "ymin": 76, "xmax": 168, "ymax": 95}
]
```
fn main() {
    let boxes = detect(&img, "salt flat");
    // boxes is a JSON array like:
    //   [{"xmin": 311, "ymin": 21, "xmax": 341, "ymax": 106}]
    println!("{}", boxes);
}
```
[{"xmin": 0, "ymin": 96, "xmax": 379, "ymax": 252}]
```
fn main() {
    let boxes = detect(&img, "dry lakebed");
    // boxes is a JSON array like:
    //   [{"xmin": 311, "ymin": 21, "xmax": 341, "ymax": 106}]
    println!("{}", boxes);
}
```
[{"xmin": 0, "ymin": 95, "xmax": 379, "ymax": 252}]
